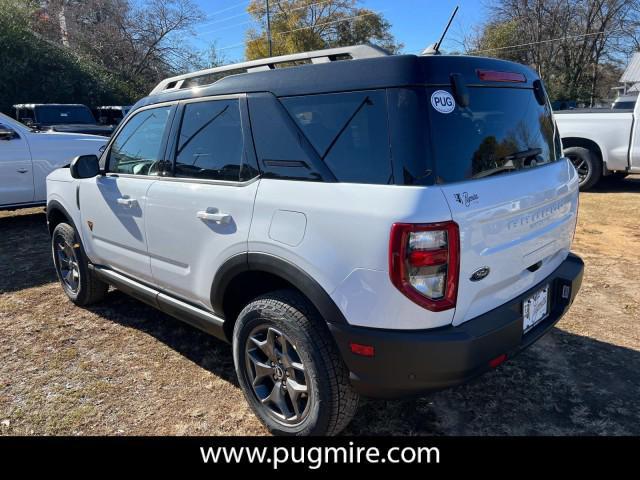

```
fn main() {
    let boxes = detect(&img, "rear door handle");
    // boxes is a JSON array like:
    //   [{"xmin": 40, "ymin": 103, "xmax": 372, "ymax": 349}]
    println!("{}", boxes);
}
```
[
  {"xmin": 116, "ymin": 197, "xmax": 138, "ymax": 208},
  {"xmin": 197, "ymin": 209, "xmax": 232, "ymax": 224},
  {"xmin": 16, "ymin": 168, "xmax": 29, "ymax": 174}
]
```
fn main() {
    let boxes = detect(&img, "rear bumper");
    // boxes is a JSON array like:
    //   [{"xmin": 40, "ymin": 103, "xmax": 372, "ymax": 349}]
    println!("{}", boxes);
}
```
[{"xmin": 329, "ymin": 252, "xmax": 584, "ymax": 398}]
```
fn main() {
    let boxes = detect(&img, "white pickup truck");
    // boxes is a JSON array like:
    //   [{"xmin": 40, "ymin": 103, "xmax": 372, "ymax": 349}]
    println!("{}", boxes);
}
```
[
  {"xmin": 0, "ymin": 113, "xmax": 106, "ymax": 210},
  {"xmin": 555, "ymin": 97, "xmax": 640, "ymax": 190}
]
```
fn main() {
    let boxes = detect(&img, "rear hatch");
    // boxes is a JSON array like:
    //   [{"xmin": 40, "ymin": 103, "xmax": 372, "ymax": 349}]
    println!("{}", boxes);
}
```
[{"xmin": 421, "ymin": 58, "xmax": 579, "ymax": 326}]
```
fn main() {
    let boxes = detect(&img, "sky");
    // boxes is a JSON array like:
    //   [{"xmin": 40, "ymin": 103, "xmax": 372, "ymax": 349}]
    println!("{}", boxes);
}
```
[{"xmin": 187, "ymin": 0, "xmax": 488, "ymax": 63}]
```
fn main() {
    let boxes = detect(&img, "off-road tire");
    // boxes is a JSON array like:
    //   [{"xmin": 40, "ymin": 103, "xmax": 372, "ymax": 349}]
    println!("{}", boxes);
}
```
[
  {"xmin": 564, "ymin": 146, "xmax": 602, "ymax": 191},
  {"xmin": 51, "ymin": 222, "xmax": 108, "ymax": 306},
  {"xmin": 233, "ymin": 289, "xmax": 359, "ymax": 436}
]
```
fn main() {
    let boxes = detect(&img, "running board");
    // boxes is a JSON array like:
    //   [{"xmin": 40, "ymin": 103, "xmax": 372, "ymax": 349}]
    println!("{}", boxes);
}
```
[
  {"xmin": 91, "ymin": 266, "xmax": 227, "ymax": 342},
  {"xmin": 0, "ymin": 201, "xmax": 45, "ymax": 212}
]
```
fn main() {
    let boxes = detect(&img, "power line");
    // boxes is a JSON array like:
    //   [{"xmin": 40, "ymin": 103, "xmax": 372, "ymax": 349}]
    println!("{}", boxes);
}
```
[
  {"xmin": 196, "ymin": 0, "xmax": 340, "ymax": 36},
  {"xmin": 197, "ymin": 19, "xmax": 256, "ymax": 37},
  {"xmin": 199, "ymin": 10, "xmax": 250, "ymax": 28},
  {"xmin": 207, "ymin": 10, "xmax": 617, "ymax": 60},
  {"xmin": 215, "ymin": 41, "xmax": 247, "ymax": 52},
  {"xmin": 211, "ymin": 9, "xmax": 387, "ymax": 52},
  {"xmin": 272, "ymin": 10, "xmax": 386, "ymax": 37},
  {"xmin": 203, "ymin": 0, "xmax": 251, "ymax": 19},
  {"xmin": 269, "ymin": 0, "xmax": 337, "ymax": 15},
  {"xmin": 469, "ymin": 29, "xmax": 624, "ymax": 55}
]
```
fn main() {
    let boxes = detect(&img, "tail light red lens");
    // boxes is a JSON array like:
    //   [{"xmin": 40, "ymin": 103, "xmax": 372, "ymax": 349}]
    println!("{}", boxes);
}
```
[{"xmin": 389, "ymin": 221, "xmax": 460, "ymax": 312}]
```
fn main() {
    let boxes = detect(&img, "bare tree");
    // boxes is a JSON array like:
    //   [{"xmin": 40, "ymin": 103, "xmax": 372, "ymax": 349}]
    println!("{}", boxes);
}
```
[
  {"xmin": 34, "ymin": 0, "xmax": 204, "ymax": 94},
  {"xmin": 470, "ymin": 0, "xmax": 640, "ymax": 105}
]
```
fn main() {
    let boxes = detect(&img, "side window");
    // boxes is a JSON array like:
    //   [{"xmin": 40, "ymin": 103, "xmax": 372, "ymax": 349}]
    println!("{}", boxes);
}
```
[
  {"xmin": 108, "ymin": 105, "xmax": 172, "ymax": 176},
  {"xmin": 247, "ymin": 93, "xmax": 330, "ymax": 182},
  {"xmin": 281, "ymin": 90, "xmax": 393, "ymax": 184},
  {"xmin": 175, "ymin": 99, "xmax": 245, "ymax": 182}
]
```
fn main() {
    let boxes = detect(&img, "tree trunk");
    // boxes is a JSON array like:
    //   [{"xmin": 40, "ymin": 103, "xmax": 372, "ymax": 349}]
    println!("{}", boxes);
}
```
[
  {"xmin": 58, "ymin": 0, "xmax": 69, "ymax": 47},
  {"xmin": 589, "ymin": 62, "xmax": 598, "ymax": 107}
]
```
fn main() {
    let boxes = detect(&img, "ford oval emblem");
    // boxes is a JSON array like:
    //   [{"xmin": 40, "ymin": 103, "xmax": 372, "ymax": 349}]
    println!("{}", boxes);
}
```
[{"xmin": 470, "ymin": 266, "xmax": 490, "ymax": 282}]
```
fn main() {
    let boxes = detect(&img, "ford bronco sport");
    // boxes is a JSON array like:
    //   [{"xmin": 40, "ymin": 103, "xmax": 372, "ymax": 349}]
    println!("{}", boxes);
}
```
[{"xmin": 46, "ymin": 45, "xmax": 584, "ymax": 436}]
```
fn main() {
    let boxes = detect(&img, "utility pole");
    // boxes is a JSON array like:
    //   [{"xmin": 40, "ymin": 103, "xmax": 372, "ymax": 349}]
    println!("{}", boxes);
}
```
[{"xmin": 266, "ymin": 0, "xmax": 273, "ymax": 57}]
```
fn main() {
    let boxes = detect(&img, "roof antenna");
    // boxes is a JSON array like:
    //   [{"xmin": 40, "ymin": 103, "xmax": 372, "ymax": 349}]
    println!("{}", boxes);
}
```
[{"xmin": 422, "ymin": 5, "xmax": 459, "ymax": 56}]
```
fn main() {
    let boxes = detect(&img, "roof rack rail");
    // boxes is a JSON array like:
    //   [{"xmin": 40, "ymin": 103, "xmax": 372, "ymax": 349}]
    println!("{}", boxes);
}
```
[{"xmin": 149, "ymin": 44, "xmax": 390, "ymax": 95}]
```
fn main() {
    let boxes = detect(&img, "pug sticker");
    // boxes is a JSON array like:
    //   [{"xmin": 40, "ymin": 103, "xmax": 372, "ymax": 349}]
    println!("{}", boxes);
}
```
[{"xmin": 431, "ymin": 90, "xmax": 456, "ymax": 114}]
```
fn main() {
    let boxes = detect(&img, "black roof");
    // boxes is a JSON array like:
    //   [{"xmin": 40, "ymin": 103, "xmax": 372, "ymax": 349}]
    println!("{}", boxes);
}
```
[{"xmin": 132, "ymin": 54, "xmax": 539, "ymax": 112}]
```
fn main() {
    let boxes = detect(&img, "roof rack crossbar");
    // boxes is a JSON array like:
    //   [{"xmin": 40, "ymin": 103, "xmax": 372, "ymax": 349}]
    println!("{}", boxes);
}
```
[{"xmin": 149, "ymin": 44, "xmax": 389, "ymax": 95}]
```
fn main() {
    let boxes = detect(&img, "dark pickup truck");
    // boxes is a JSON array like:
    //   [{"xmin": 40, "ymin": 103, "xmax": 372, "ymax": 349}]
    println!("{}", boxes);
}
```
[{"xmin": 13, "ymin": 104, "xmax": 114, "ymax": 136}]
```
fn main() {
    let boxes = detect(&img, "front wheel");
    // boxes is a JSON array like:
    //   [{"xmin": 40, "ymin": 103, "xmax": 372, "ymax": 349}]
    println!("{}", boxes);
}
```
[
  {"xmin": 52, "ymin": 222, "xmax": 108, "ymax": 306},
  {"xmin": 233, "ymin": 290, "xmax": 359, "ymax": 436}
]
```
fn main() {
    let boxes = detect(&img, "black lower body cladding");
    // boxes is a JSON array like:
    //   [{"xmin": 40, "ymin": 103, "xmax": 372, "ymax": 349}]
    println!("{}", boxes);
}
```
[{"xmin": 329, "ymin": 253, "xmax": 584, "ymax": 398}]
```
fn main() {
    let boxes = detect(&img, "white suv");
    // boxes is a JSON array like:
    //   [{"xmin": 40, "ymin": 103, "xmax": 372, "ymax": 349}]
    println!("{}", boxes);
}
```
[{"xmin": 46, "ymin": 46, "xmax": 584, "ymax": 436}]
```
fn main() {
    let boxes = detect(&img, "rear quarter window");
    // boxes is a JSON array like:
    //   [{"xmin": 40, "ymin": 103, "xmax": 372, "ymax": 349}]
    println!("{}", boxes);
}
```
[{"xmin": 281, "ymin": 90, "xmax": 393, "ymax": 185}]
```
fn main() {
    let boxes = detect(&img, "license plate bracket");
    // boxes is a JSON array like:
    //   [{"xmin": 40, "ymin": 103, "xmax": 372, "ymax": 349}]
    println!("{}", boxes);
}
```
[{"xmin": 522, "ymin": 284, "xmax": 550, "ymax": 333}]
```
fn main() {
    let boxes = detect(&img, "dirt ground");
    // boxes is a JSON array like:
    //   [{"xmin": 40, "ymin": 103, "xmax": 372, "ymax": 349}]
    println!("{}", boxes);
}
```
[{"xmin": 1, "ymin": 176, "xmax": 639, "ymax": 436}]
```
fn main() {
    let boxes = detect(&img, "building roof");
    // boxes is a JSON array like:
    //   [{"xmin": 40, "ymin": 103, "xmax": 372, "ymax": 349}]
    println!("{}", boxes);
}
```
[{"xmin": 620, "ymin": 52, "xmax": 640, "ymax": 83}]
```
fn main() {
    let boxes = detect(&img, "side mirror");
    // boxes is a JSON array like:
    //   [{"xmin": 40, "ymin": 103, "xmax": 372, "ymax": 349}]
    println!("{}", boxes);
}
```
[
  {"xmin": 70, "ymin": 155, "xmax": 101, "ymax": 179},
  {"xmin": 0, "ymin": 127, "xmax": 17, "ymax": 140}
]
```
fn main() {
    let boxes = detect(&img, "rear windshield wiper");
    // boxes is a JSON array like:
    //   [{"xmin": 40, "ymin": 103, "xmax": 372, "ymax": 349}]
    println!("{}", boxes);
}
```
[
  {"xmin": 472, "ymin": 148, "xmax": 544, "ymax": 179},
  {"xmin": 501, "ymin": 147, "xmax": 542, "ymax": 161},
  {"xmin": 473, "ymin": 165, "xmax": 517, "ymax": 179}
]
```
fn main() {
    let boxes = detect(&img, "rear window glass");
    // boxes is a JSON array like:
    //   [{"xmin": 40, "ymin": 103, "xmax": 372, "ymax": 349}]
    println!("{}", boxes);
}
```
[
  {"xmin": 281, "ymin": 90, "xmax": 393, "ymax": 184},
  {"xmin": 36, "ymin": 106, "xmax": 95, "ymax": 125},
  {"xmin": 427, "ymin": 87, "xmax": 557, "ymax": 184}
]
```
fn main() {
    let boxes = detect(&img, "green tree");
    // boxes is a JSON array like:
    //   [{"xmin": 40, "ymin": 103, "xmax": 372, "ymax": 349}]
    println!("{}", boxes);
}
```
[
  {"xmin": 471, "ymin": 19, "xmax": 525, "ymax": 64},
  {"xmin": 0, "ymin": 0, "xmax": 132, "ymax": 115},
  {"xmin": 244, "ymin": 0, "xmax": 402, "ymax": 60}
]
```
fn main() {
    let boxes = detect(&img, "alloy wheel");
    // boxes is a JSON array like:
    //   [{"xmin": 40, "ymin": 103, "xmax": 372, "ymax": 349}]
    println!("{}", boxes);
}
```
[
  {"xmin": 55, "ymin": 235, "xmax": 80, "ymax": 294},
  {"xmin": 244, "ymin": 325, "xmax": 311, "ymax": 425},
  {"xmin": 567, "ymin": 152, "xmax": 590, "ymax": 185}
]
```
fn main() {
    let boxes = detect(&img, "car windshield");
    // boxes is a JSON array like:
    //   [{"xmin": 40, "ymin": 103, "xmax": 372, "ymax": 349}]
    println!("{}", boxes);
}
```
[{"xmin": 36, "ymin": 105, "xmax": 96, "ymax": 125}]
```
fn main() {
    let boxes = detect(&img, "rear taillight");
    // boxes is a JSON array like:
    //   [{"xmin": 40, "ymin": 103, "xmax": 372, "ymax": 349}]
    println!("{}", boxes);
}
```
[{"xmin": 389, "ymin": 222, "xmax": 460, "ymax": 312}]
